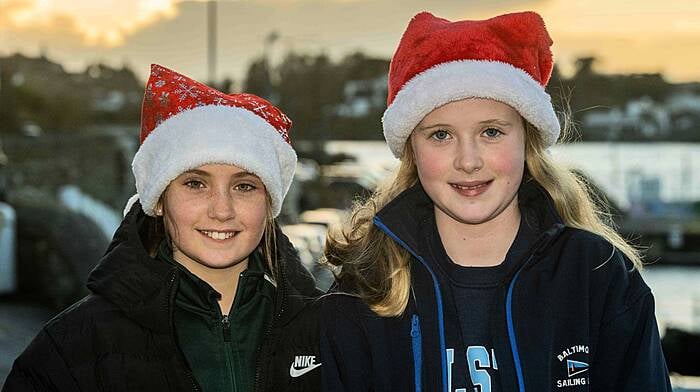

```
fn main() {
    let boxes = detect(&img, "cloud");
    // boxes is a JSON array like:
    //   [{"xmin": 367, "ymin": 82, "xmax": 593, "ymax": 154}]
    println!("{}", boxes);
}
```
[{"xmin": 2, "ymin": 0, "xmax": 178, "ymax": 47}]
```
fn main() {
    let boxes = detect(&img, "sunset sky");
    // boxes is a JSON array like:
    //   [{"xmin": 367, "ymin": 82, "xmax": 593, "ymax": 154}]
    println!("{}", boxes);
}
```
[{"xmin": 1, "ymin": 0, "xmax": 698, "ymax": 84}]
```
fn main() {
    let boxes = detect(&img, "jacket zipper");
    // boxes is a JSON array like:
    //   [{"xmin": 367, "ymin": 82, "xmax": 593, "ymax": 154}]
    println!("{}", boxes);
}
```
[
  {"xmin": 222, "ymin": 271, "xmax": 245, "ymax": 344},
  {"xmin": 504, "ymin": 227, "xmax": 563, "ymax": 392},
  {"xmin": 373, "ymin": 216, "xmax": 449, "ymax": 392},
  {"xmin": 505, "ymin": 263, "xmax": 526, "ymax": 392},
  {"xmin": 410, "ymin": 314, "xmax": 423, "ymax": 392},
  {"xmin": 221, "ymin": 312, "xmax": 236, "ymax": 391},
  {"xmin": 166, "ymin": 270, "xmax": 201, "ymax": 392},
  {"xmin": 219, "ymin": 270, "xmax": 248, "ymax": 391},
  {"xmin": 222, "ymin": 315, "xmax": 231, "ymax": 342}
]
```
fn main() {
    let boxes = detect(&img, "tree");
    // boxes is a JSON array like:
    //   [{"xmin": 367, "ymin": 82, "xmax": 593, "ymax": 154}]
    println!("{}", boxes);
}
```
[
  {"xmin": 276, "ymin": 52, "xmax": 343, "ymax": 141},
  {"xmin": 243, "ymin": 57, "xmax": 274, "ymax": 101}
]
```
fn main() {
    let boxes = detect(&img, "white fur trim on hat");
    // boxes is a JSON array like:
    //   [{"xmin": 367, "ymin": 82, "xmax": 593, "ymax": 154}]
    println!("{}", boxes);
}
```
[
  {"xmin": 132, "ymin": 105, "xmax": 296, "ymax": 217},
  {"xmin": 382, "ymin": 60, "xmax": 560, "ymax": 158}
]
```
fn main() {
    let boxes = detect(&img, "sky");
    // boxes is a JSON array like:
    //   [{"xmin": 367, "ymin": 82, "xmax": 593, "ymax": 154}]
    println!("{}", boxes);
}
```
[{"xmin": 1, "ymin": 0, "xmax": 699, "ymax": 84}]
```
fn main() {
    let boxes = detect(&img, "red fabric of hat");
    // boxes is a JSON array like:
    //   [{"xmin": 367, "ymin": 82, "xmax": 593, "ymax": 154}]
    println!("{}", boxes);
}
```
[{"xmin": 141, "ymin": 64, "xmax": 291, "ymax": 144}]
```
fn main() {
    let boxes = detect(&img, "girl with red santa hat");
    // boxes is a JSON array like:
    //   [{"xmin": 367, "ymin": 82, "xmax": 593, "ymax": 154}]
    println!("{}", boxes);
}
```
[
  {"xmin": 321, "ymin": 11, "xmax": 671, "ymax": 391},
  {"xmin": 5, "ymin": 65, "xmax": 322, "ymax": 392}
]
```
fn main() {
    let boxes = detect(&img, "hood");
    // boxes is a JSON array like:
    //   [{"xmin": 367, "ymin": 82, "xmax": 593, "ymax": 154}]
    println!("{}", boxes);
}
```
[{"xmin": 87, "ymin": 201, "xmax": 320, "ymax": 331}]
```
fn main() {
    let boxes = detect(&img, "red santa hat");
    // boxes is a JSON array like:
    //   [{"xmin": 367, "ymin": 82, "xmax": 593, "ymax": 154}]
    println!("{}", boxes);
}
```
[
  {"xmin": 126, "ymin": 64, "xmax": 296, "ymax": 217},
  {"xmin": 382, "ymin": 11, "xmax": 560, "ymax": 158}
]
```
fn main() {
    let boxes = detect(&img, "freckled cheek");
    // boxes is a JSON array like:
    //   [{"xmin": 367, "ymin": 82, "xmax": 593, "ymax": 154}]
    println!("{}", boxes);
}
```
[
  {"xmin": 163, "ymin": 211, "xmax": 191, "ymax": 245},
  {"xmin": 237, "ymin": 197, "xmax": 268, "ymax": 230},
  {"xmin": 244, "ymin": 209, "xmax": 267, "ymax": 231},
  {"xmin": 165, "ymin": 189, "xmax": 210, "ymax": 216},
  {"xmin": 163, "ymin": 192, "xmax": 202, "ymax": 225}
]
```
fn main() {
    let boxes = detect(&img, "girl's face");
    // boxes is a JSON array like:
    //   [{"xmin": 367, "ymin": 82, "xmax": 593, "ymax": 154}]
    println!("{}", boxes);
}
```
[
  {"xmin": 160, "ymin": 163, "xmax": 268, "ymax": 271},
  {"xmin": 411, "ymin": 98, "xmax": 526, "ymax": 227}
]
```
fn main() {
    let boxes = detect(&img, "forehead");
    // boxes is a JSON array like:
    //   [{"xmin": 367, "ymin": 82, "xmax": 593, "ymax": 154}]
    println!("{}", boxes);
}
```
[{"xmin": 420, "ymin": 98, "xmax": 522, "ymax": 125}]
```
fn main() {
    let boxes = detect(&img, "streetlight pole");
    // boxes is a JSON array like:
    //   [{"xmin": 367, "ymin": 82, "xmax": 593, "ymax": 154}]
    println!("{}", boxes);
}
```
[{"xmin": 207, "ymin": 0, "xmax": 217, "ymax": 84}]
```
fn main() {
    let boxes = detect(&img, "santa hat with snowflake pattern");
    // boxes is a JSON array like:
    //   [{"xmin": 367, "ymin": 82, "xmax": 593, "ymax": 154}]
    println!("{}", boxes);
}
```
[
  {"xmin": 382, "ymin": 11, "xmax": 561, "ymax": 158},
  {"xmin": 126, "ymin": 64, "xmax": 296, "ymax": 217}
]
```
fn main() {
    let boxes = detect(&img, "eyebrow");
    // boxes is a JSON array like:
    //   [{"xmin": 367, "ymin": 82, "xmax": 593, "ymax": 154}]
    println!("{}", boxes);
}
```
[
  {"xmin": 415, "ymin": 123, "xmax": 451, "ymax": 132},
  {"xmin": 417, "ymin": 118, "xmax": 513, "ymax": 131},
  {"xmin": 181, "ymin": 169, "xmax": 258, "ymax": 179},
  {"xmin": 478, "ymin": 119, "xmax": 513, "ymax": 127}
]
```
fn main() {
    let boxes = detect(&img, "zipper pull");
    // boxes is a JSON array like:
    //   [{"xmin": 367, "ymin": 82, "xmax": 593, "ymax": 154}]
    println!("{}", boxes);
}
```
[
  {"xmin": 410, "ymin": 314, "xmax": 422, "ymax": 392},
  {"xmin": 222, "ymin": 315, "xmax": 231, "ymax": 342},
  {"xmin": 410, "ymin": 314, "xmax": 421, "ymax": 337}
]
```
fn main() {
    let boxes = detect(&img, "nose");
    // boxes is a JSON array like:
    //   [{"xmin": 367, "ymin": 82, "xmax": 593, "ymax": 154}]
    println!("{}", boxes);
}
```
[
  {"xmin": 454, "ymin": 138, "xmax": 484, "ymax": 173},
  {"xmin": 207, "ymin": 189, "xmax": 236, "ymax": 221}
]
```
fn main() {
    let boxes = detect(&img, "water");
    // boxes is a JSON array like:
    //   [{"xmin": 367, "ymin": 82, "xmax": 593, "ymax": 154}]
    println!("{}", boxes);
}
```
[{"xmin": 643, "ymin": 266, "xmax": 700, "ymax": 333}]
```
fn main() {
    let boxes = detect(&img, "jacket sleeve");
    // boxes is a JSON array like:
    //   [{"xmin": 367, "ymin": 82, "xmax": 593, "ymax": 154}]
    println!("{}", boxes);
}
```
[
  {"xmin": 2, "ymin": 329, "xmax": 80, "ymax": 392},
  {"xmin": 590, "ymin": 284, "xmax": 672, "ymax": 391},
  {"xmin": 320, "ymin": 294, "xmax": 374, "ymax": 392}
]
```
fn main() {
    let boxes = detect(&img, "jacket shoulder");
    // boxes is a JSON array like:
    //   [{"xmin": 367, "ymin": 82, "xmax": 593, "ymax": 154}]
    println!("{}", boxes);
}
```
[
  {"xmin": 556, "ymin": 228, "xmax": 620, "ymax": 268},
  {"xmin": 4, "ymin": 328, "xmax": 80, "ymax": 391},
  {"xmin": 319, "ymin": 292, "xmax": 398, "ymax": 341},
  {"xmin": 5, "ymin": 295, "xmax": 119, "ymax": 391},
  {"xmin": 41, "ymin": 294, "xmax": 126, "ymax": 341},
  {"xmin": 556, "ymin": 228, "xmax": 643, "ymax": 278},
  {"xmin": 320, "ymin": 292, "xmax": 377, "ymax": 321},
  {"xmin": 557, "ymin": 228, "xmax": 651, "ymax": 323},
  {"xmin": 22, "ymin": 293, "xmax": 145, "ymax": 372}
]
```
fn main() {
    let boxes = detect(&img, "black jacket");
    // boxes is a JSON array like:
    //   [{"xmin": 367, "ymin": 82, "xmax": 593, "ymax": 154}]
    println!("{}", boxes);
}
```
[
  {"xmin": 321, "ymin": 181, "xmax": 671, "ymax": 391},
  {"xmin": 4, "ymin": 202, "xmax": 322, "ymax": 392}
]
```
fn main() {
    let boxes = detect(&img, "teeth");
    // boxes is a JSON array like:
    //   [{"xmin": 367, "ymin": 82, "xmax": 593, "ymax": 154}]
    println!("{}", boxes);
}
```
[
  {"xmin": 202, "ymin": 231, "xmax": 235, "ymax": 240},
  {"xmin": 451, "ymin": 183, "xmax": 486, "ymax": 190}
]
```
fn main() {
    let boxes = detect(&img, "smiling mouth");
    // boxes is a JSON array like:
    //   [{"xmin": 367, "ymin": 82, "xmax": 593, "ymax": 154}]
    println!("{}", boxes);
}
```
[
  {"xmin": 449, "ymin": 180, "xmax": 492, "ymax": 190},
  {"xmin": 198, "ymin": 230, "xmax": 238, "ymax": 240}
]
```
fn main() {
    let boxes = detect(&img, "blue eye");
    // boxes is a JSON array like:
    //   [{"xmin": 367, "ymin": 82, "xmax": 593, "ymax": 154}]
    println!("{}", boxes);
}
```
[
  {"xmin": 431, "ymin": 130, "xmax": 450, "ymax": 141},
  {"xmin": 483, "ymin": 128, "xmax": 503, "ymax": 138}
]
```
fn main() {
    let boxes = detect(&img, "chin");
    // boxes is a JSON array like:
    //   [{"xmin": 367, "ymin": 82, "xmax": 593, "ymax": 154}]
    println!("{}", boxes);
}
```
[
  {"xmin": 441, "ymin": 203, "xmax": 495, "ymax": 224},
  {"xmin": 185, "ymin": 249, "xmax": 245, "ymax": 268},
  {"xmin": 451, "ymin": 213, "xmax": 494, "ymax": 226},
  {"xmin": 203, "ymin": 257, "xmax": 248, "ymax": 269}
]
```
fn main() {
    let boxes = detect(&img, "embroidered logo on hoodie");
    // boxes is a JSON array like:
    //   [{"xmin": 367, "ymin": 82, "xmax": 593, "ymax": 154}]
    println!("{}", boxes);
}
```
[{"xmin": 556, "ymin": 344, "xmax": 589, "ymax": 388}]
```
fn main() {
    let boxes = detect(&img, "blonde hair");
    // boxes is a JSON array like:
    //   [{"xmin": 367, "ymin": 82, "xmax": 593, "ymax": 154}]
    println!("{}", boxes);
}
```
[{"xmin": 323, "ymin": 118, "xmax": 643, "ymax": 317}]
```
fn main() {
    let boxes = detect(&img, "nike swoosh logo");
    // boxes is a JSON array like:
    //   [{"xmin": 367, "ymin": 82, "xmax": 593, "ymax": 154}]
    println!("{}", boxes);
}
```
[{"xmin": 289, "ymin": 362, "xmax": 322, "ymax": 378}]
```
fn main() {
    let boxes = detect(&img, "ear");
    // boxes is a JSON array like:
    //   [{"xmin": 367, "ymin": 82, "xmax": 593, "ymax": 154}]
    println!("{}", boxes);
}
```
[{"xmin": 155, "ymin": 200, "xmax": 163, "ymax": 217}]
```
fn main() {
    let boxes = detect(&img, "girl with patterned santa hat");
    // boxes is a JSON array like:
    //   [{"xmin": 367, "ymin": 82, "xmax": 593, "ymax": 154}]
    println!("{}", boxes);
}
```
[
  {"xmin": 4, "ymin": 65, "xmax": 322, "ymax": 392},
  {"xmin": 320, "ymin": 11, "xmax": 671, "ymax": 391}
]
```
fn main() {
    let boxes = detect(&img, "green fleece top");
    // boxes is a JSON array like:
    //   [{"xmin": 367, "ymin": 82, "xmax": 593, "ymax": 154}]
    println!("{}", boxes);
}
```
[{"xmin": 157, "ymin": 242, "xmax": 276, "ymax": 392}]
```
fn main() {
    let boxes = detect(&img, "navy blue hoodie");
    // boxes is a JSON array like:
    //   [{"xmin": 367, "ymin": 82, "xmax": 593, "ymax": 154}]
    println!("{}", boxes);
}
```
[{"xmin": 320, "ymin": 180, "xmax": 671, "ymax": 391}]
